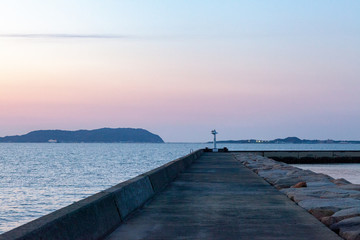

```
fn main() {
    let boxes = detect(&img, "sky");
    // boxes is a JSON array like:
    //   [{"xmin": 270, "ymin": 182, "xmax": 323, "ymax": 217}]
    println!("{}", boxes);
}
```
[{"xmin": 0, "ymin": 1, "xmax": 360, "ymax": 142}]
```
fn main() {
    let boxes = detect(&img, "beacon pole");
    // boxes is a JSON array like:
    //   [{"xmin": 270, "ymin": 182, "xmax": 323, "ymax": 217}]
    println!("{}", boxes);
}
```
[{"xmin": 211, "ymin": 129, "xmax": 218, "ymax": 152}]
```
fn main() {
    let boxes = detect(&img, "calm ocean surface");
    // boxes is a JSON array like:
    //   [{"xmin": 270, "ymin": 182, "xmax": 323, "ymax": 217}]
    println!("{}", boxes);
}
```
[{"xmin": 1, "ymin": 143, "xmax": 360, "ymax": 233}]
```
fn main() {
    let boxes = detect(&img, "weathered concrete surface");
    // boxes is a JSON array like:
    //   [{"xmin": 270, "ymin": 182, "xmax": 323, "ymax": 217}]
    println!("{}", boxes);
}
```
[
  {"xmin": 106, "ymin": 152, "xmax": 340, "ymax": 240},
  {"xmin": 106, "ymin": 176, "xmax": 154, "ymax": 220},
  {"xmin": 232, "ymin": 151, "xmax": 360, "ymax": 163},
  {"xmin": 0, "ymin": 150, "xmax": 203, "ymax": 240}
]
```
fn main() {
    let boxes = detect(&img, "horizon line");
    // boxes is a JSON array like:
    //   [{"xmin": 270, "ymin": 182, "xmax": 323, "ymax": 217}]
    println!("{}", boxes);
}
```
[{"xmin": 0, "ymin": 33, "xmax": 132, "ymax": 39}]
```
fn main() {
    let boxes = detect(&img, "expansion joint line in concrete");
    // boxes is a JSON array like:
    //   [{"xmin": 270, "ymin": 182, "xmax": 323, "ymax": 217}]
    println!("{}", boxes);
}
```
[{"xmin": 113, "ymin": 198, "xmax": 123, "ymax": 222}]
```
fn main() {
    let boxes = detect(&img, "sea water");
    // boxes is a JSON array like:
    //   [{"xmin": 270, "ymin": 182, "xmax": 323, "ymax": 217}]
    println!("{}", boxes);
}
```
[
  {"xmin": 1, "ymin": 143, "xmax": 360, "ymax": 233},
  {"xmin": 292, "ymin": 164, "xmax": 360, "ymax": 184}
]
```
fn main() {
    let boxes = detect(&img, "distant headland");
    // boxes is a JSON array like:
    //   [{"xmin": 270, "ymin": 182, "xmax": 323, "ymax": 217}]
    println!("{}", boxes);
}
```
[
  {"xmin": 0, "ymin": 128, "xmax": 164, "ymax": 143},
  {"xmin": 212, "ymin": 137, "xmax": 360, "ymax": 144}
]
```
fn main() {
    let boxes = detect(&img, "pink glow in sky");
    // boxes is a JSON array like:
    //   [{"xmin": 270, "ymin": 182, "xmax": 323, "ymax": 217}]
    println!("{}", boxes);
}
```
[{"xmin": 1, "ymin": 1, "xmax": 360, "ymax": 142}]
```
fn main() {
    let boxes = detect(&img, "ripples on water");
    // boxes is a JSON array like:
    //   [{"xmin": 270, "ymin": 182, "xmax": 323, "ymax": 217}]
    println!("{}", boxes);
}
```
[{"xmin": 1, "ymin": 143, "xmax": 360, "ymax": 233}]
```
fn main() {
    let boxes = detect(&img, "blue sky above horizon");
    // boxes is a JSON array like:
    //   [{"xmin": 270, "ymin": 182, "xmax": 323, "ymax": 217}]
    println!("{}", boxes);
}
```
[{"xmin": 1, "ymin": 1, "xmax": 360, "ymax": 142}]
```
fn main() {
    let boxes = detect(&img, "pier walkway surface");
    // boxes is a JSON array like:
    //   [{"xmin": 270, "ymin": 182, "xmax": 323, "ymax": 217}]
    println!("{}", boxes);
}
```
[{"xmin": 106, "ymin": 152, "xmax": 341, "ymax": 240}]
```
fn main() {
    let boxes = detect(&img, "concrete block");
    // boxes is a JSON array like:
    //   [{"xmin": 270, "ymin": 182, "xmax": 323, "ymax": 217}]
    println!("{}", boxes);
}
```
[
  {"xmin": 265, "ymin": 151, "xmax": 299, "ymax": 159},
  {"xmin": 299, "ymin": 151, "xmax": 333, "ymax": 158},
  {"xmin": 165, "ymin": 160, "xmax": 185, "ymax": 181},
  {"xmin": 179, "ymin": 150, "xmax": 203, "ymax": 168},
  {"xmin": 333, "ymin": 151, "xmax": 360, "ymax": 162},
  {"xmin": 107, "ymin": 176, "xmax": 154, "ymax": 220},
  {"xmin": 143, "ymin": 150, "xmax": 203, "ymax": 193},
  {"xmin": 333, "ymin": 152, "xmax": 353, "ymax": 157},
  {"xmin": 193, "ymin": 149, "xmax": 203, "ymax": 159},
  {"xmin": 143, "ymin": 159, "xmax": 185, "ymax": 193},
  {"xmin": 1, "ymin": 191, "xmax": 121, "ymax": 240},
  {"xmin": 62, "ymin": 192, "xmax": 121, "ymax": 240},
  {"xmin": 181, "ymin": 155, "xmax": 194, "ymax": 168},
  {"xmin": 144, "ymin": 166, "xmax": 170, "ymax": 193}
]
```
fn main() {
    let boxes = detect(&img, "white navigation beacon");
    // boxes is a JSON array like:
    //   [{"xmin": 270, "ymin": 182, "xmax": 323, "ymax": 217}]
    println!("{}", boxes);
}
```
[{"xmin": 211, "ymin": 129, "xmax": 218, "ymax": 152}]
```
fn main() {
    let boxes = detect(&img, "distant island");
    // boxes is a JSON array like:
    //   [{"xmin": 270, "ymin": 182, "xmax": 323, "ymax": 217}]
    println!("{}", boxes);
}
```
[
  {"xmin": 0, "ymin": 128, "xmax": 164, "ymax": 143},
  {"xmin": 212, "ymin": 137, "xmax": 360, "ymax": 144}
]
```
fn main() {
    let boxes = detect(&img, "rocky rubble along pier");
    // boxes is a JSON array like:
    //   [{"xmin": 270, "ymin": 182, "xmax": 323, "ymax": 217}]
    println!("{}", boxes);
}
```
[{"xmin": 234, "ymin": 153, "xmax": 360, "ymax": 240}]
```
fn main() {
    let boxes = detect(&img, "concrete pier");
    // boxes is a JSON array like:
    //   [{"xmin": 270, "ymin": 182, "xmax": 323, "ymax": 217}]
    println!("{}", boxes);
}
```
[
  {"xmin": 2, "ymin": 150, "xmax": 347, "ymax": 240},
  {"xmin": 233, "ymin": 150, "xmax": 360, "ymax": 163},
  {"xmin": 106, "ymin": 152, "xmax": 340, "ymax": 239}
]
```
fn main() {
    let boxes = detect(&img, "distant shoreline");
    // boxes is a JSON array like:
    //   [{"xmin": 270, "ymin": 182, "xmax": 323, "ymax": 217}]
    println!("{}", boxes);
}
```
[
  {"xmin": 0, "ymin": 128, "xmax": 164, "ymax": 143},
  {"xmin": 209, "ymin": 137, "xmax": 360, "ymax": 144},
  {"xmin": 213, "ymin": 142, "xmax": 360, "ymax": 144}
]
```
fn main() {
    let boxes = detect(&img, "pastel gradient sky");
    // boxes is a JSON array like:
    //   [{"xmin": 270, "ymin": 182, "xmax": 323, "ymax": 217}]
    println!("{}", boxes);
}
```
[{"xmin": 1, "ymin": 1, "xmax": 360, "ymax": 142}]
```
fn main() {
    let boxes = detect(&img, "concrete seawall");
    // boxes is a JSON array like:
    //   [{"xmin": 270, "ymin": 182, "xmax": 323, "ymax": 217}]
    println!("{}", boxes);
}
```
[
  {"xmin": 0, "ymin": 149, "xmax": 203, "ymax": 240},
  {"xmin": 234, "ymin": 150, "xmax": 360, "ymax": 163}
]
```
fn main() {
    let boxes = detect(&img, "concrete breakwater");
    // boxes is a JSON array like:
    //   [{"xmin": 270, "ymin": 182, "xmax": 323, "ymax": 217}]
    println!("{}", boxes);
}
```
[
  {"xmin": 106, "ymin": 152, "xmax": 339, "ymax": 239},
  {"xmin": 233, "ymin": 151, "xmax": 360, "ymax": 163},
  {"xmin": 0, "ymin": 149, "xmax": 203, "ymax": 240},
  {"xmin": 234, "ymin": 153, "xmax": 360, "ymax": 240},
  {"xmin": 1, "ymin": 150, "xmax": 358, "ymax": 240}
]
